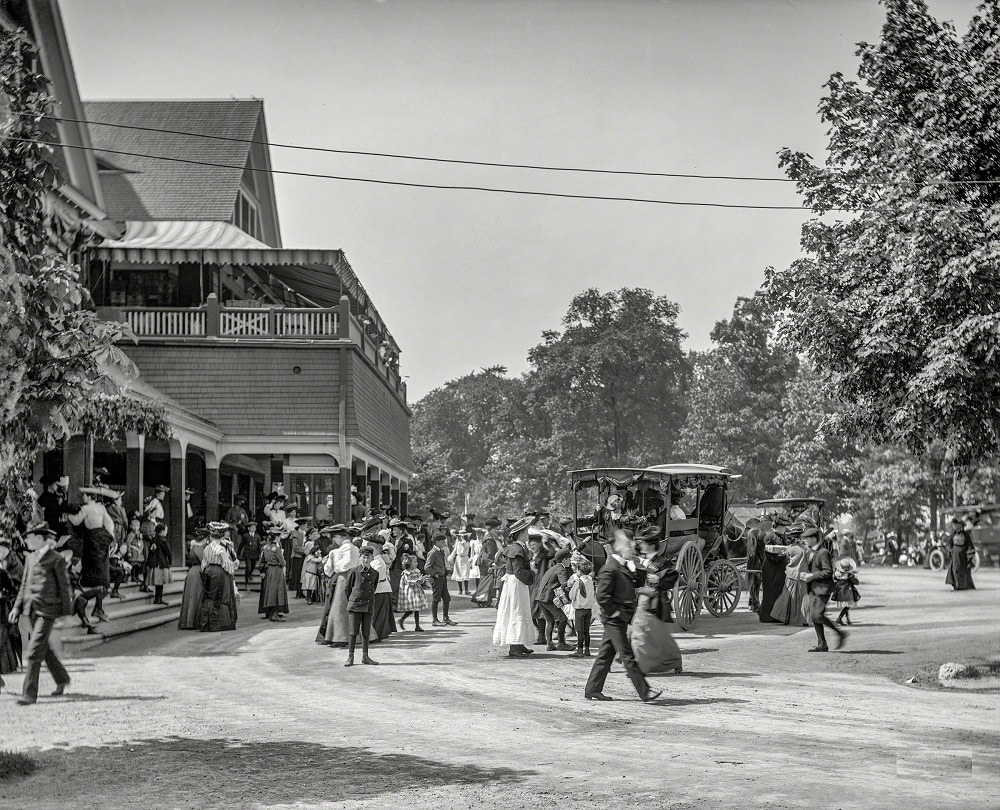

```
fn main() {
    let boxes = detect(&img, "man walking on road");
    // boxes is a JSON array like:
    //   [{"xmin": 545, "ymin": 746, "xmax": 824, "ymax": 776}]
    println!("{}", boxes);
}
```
[
  {"xmin": 585, "ymin": 532, "xmax": 661, "ymax": 703},
  {"xmin": 10, "ymin": 523, "xmax": 73, "ymax": 706}
]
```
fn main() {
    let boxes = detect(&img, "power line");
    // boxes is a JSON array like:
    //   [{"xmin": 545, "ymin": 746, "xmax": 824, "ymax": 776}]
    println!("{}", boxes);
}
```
[
  {"xmin": 44, "ymin": 113, "xmax": 798, "ymax": 183},
  {"xmin": 38, "ymin": 113, "xmax": 1000, "ymax": 187},
  {"xmin": 13, "ymin": 136, "xmax": 825, "ymax": 211}
]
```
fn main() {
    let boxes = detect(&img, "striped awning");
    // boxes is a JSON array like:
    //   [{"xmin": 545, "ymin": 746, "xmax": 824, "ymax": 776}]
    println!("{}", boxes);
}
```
[{"xmin": 90, "ymin": 220, "xmax": 396, "ymax": 351}]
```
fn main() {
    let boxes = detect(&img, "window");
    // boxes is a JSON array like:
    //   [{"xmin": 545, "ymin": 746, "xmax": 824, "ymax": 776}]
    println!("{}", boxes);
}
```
[
  {"xmin": 232, "ymin": 188, "xmax": 261, "ymax": 241},
  {"xmin": 109, "ymin": 266, "xmax": 179, "ymax": 307}
]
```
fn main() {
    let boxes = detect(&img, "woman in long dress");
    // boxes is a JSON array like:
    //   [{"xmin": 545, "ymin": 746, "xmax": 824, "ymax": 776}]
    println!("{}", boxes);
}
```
[
  {"xmin": 66, "ymin": 487, "xmax": 115, "ymax": 622},
  {"xmin": 258, "ymin": 529, "xmax": 290, "ymax": 622},
  {"xmin": 492, "ymin": 516, "xmax": 537, "ymax": 657},
  {"xmin": 451, "ymin": 532, "xmax": 472, "ymax": 594},
  {"xmin": 945, "ymin": 518, "xmax": 976, "ymax": 591},
  {"xmin": 200, "ymin": 522, "xmax": 239, "ymax": 632},
  {"xmin": 177, "ymin": 532, "xmax": 208, "ymax": 630},
  {"xmin": 0, "ymin": 541, "xmax": 23, "ymax": 694},
  {"xmin": 368, "ymin": 539, "xmax": 397, "ymax": 642},
  {"xmin": 768, "ymin": 541, "xmax": 810, "ymax": 626},
  {"xmin": 468, "ymin": 532, "xmax": 484, "ymax": 594},
  {"xmin": 324, "ymin": 533, "xmax": 359, "ymax": 646},
  {"xmin": 629, "ymin": 527, "xmax": 682, "ymax": 674},
  {"xmin": 758, "ymin": 523, "xmax": 788, "ymax": 623}
]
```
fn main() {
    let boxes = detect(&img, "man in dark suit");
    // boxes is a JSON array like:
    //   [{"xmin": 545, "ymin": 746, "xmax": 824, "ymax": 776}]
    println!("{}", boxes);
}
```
[
  {"xmin": 585, "ymin": 532, "xmax": 662, "ymax": 703},
  {"xmin": 10, "ymin": 522, "xmax": 73, "ymax": 705}
]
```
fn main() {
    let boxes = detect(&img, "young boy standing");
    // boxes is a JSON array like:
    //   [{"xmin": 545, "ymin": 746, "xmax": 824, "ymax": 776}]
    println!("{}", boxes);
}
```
[
  {"xmin": 568, "ymin": 558, "xmax": 598, "ymax": 657},
  {"xmin": 344, "ymin": 545, "xmax": 380, "ymax": 667}
]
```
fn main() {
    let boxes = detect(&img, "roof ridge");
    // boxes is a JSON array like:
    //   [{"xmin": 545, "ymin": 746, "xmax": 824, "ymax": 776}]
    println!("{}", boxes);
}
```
[{"xmin": 83, "ymin": 98, "xmax": 264, "ymax": 104}]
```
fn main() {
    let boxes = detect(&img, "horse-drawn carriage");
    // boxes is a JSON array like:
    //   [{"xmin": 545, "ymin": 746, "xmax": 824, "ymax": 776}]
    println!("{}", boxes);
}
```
[{"xmin": 571, "ymin": 464, "xmax": 743, "ymax": 630}]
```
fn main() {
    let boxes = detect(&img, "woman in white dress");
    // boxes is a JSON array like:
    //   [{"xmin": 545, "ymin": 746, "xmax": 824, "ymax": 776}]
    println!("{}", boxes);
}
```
[
  {"xmin": 492, "ymin": 516, "xmax": 538, "ymax": 658},
  {"xmin": 468, "ymin": 531, "xmax": 484, "ymax": 593},
  {"xmin": 451, "ymin": 531, "xmax": 472, "ymax": 594}
]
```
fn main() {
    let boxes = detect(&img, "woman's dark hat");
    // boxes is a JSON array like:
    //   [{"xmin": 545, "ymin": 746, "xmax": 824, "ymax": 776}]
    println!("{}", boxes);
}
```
[
  {"xmin": 484, "ymin": 516, "xmax": 502, "ymax": 528},
  {"xmin": 553, "ymin": 547, "xmax": 572, "ymax": 563}
]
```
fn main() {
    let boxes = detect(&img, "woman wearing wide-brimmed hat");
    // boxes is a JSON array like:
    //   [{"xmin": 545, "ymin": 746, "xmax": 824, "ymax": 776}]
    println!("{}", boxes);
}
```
[
  {"xmin": 492, "ymin": 516, "xmax": 538, "ymax": 658},
  {"xmin": 629, "ymin": 525, "xmax": 682, "ymax": 674}
]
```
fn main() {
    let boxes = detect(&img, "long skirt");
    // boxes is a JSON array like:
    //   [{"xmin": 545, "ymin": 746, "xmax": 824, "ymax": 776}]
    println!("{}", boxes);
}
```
[
  {"xmin": 258, "ymin": 565, "xmax": 289, "ymax": 615},
  {"xmin": 81, "ymin": 526, "xmax": 113, "ymax": 589},
  {"xmin": 470, "ymin": 572, "xmax": 495, "ymax": 606},
  {"xmin": 288, "ymin": 556, "xmax": 305, "ymax": 591},
  {"xmin": 325, "ymin": 571, "xmax": 351, "ymax": 644},
  {"xmin": 770, "ymin": 579, "xmax": 810, "ymax": 626},
  {"xmin": 946, "ymin": 551, "xmax": 976, "ymax": 590},
  {"xmin": 492, "ymin": 573, "xmax": 535, "ymax": 646},
  {"xmin": 0, "ymin": 598, "xmax": 20, "ymax": 675},
  {"xmin": 629, "ymin": 595, "xmax": 682, "ymax": 674},
  {"xmin": 371, "ymin": 592, "xmax": 397, "ymax": 640},
  {"xmin": 389, "ymin": 568, "xmax": 402, "ymax": 607},
  {"xmin": 177, "ymin": 565, "xmax": 204, "ymax": 630},
  {"xmin": 316, "ymin": 578, "xmax": 336, "ymax": 640},
  {"xmin": 758, "ymin": 553, "xmax": 786, "ymax": 623},
  {"xmin": 200, "ymin": 565, "xmax": 238, "ymax": 632}
]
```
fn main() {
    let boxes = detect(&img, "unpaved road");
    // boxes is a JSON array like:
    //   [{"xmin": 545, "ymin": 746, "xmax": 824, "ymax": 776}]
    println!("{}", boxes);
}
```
[{"xmin": 1, "ymin": 568, "xmax": 998, "ymax": 810}]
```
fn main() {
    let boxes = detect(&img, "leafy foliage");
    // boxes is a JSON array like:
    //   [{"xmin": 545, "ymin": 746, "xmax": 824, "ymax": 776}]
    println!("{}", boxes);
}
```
[
  {"xmin": 765, "ymin": 0, "xmax": 1000, "ymax": 465},
  {"xmin": 676, "ymin": 295, "xmax": 797, "ymax": 502},
  {"xmin": 0, "ymin": 28, "xmax": 168, "ymax": 531}
]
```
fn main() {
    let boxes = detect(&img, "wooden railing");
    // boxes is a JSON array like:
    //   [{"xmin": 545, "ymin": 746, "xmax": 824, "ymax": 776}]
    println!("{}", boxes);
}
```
[
  {"xmin": 275, "ymin": 308, "xmax": 339, "ymax": 336},
  {"xmin": 123, "ymin": 308, "xmax": 207, "ymax": 337}
]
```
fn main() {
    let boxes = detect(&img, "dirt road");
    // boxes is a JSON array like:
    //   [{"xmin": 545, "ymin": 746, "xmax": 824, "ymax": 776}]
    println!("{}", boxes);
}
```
[{"xmin": 1, "ymin": 568, "xmax": 997, "ymax": 809}]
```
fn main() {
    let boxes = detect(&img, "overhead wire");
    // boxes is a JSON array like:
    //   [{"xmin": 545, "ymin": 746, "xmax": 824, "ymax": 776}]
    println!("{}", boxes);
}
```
[{"xmin": 10, "ymin": 136, "xmax": 827, "ymax": 211}]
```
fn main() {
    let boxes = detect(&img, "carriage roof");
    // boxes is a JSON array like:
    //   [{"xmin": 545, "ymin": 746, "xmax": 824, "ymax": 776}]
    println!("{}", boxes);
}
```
[
  {"xmin": 570, "ymin": 463, "xmax": 739, "ymax": 484},
  {"xmin": 941, "ymin": 503, "xmax": 1000, "ymax": 515},
  {"xmin": 756, "ymin": 497, "xmax": 825, "ymax": 509}
]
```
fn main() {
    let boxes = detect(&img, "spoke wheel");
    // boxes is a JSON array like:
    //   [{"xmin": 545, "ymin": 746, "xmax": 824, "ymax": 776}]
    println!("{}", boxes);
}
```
[
  {"xmin": 705, "ymin": 559, "xmax": 741, "ymax": 617},
  {"xmin": 928, "ymin": 548, "xmax": 945, "ymax": 571},
  {"xmin": 672, "ymin": 541, "xmax": 703, "ymax": 631}
]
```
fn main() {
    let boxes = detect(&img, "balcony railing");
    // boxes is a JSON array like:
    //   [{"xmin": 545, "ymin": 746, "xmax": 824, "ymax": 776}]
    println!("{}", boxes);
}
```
[{"xmin": 110, "ymin": 302, "xmax": 340, "ymax": 339}]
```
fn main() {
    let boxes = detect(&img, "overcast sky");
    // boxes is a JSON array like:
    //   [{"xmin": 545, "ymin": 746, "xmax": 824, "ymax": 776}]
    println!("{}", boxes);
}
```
[{"xmin": 60, "ymin": 0, "xmax": 978, "ymax": 400}]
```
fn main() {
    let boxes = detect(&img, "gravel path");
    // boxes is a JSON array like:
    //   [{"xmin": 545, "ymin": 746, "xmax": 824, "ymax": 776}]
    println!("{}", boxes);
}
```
[{"xmin": 1, "ymin": 568, "xmax": 998, "ymax": 809}]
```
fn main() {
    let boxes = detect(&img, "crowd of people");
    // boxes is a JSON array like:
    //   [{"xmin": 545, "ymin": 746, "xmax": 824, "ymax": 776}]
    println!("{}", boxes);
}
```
[{"xmin": 0, "ymin": 472, "xmax": 986, "ymax": 706}]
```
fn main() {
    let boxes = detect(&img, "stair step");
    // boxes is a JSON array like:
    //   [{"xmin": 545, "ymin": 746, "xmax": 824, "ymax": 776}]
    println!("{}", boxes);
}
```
[
  {"xmin": 61, "ymin": 600, "xmax": 181, "ymax": 644},
  {"xmin": 61, "ymin": 608, "xmax": 182, "ymax": 655}
]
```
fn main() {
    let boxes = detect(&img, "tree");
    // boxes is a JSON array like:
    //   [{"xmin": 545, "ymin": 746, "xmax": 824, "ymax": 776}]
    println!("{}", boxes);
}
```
[
  {"xmin": 676, "ymin": 295, "xmax": 797, "ymax": 502},
  {"xmin": 766, "ymin": 0, "xmax": 1000, "ymax": 465},
  {"xmin": 528, "ymin": 288, "xmax": 690, "ymax": 469},
  {"xmin": 0, "ymin": 28, "xmax": 167, "ymax": 531},
  {"xmin": 774, "ymin": 365, "xmax": 860, "ymax": 518}
]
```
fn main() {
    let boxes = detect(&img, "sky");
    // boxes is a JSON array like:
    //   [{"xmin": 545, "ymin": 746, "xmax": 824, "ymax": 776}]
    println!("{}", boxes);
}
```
[{"xmin": 59, "ymin": 0, "xmax": 980, "ymax": 400}]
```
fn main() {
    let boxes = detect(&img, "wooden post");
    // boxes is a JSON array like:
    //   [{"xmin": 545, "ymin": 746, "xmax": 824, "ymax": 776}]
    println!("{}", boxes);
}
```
[
  {"xmin": 125, "ymin": 432, "xmax": 145, "ymax": 515},
  {"xmin": 206, "ymin": 293, "xmax": 220, "ymax": 337},
  {"xmin": 339, "ymin": 295, "xmax": 351, "ymax": 339}
]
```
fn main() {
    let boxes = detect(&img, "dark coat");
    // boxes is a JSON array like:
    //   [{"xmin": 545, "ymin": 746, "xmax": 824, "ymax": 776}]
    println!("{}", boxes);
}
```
[
  {"xmin": 536, "ymin": 561, "xmax": 570, "ymax": 604},
  {"xmin": 424, "ymin": 545, "xmax": 448, "ymax": 579},
  {"xmin": 237, "ymin": 530, "xmax": 261, "ymax": 561},
  {"xmin": 345, "ymin": 564, "xmax": 380, "ymax": 613},
  {"xmin": 147, "ymin": 536, "xmax": 173, "ymax": 570},
  {"xmin": 806, "ymin": 547, "xmax": 834, "ymax": 596},
  {"xmin": 595, "ymin": 556, "xmax": 646, "ymax": 624},
  {"xmin": 503, "ymin": 541, "xmax": 534, "ymax": 586},
  {"xmin": 14, "ymin": 548, "xmax": 72, "ymax": 618}
]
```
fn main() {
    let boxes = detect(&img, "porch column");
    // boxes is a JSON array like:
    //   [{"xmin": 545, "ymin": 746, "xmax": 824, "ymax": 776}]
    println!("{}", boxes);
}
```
[
  {"xmin": 205, "ymin": 451, "xmax": 220, "ymax": 522},
  {"xmin": 125, "ymin": 432, "xmax": 145, "ymax": 515},
  {"xmin": 368, "ymin": 464, "xmax": 380, "ymax": 511},
  {"xmin": 337, "ymin": 468, "xmax": 352, "ymax": 524},
  {"xmin": 399, "ymin": 486, "xmax": 408, "ymax": 517},
  {"xmin": 169, "ymin": 439, "xmax": 187, "ymax": 561},
  {"xmin": 63, "ymin": 434, "xmax": 93, "ymax": 491}
]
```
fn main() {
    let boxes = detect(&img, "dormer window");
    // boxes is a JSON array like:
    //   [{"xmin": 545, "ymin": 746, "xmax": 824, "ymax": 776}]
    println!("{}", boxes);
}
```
[{"xmin": 232, "ymin": 187, "xmax": 261, "ymax": 241}]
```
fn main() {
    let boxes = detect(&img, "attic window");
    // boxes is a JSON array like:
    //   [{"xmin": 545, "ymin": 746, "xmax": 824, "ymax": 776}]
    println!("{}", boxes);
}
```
[{"xmin": 232, "ymin": 188, "xmax": 261, "ymax": 241}]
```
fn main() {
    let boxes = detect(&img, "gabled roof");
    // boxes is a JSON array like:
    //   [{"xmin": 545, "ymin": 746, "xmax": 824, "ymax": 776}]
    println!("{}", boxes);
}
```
[{"xmin": 82, "ymin": 99, "xmax": 263, "ymax": 222}]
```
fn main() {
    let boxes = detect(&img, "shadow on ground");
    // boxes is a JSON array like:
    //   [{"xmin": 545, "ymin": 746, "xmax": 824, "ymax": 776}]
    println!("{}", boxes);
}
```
[{"xmin": 2, "ymin": 737, "xmax": 531, "ymax": 808}]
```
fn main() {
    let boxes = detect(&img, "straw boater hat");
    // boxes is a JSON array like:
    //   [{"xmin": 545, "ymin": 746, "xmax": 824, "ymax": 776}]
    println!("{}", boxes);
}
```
[
  {"xmin": 23, "ymin": 521, "xmax": 56, "ymax": 538},
  {"xmin": 507, "ymin": 515, "xmax": 537, "ymax": 538},
  {"xmin": 837, "ymin": 557, "xmax": 858, "ymax": 574},
  {"xmin": 207, "ymin": 521, "xmax": 230, "ymax": 534}
]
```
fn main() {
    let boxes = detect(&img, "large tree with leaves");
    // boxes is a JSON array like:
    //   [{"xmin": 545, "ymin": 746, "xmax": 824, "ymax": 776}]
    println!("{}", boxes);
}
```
[
  {"xmin": 528, "ymin": 288, "xmax": 689, "ymax": 469},
  {"xmin": 766, "ymin": 0, "xmax": 1000, "ymax": 466},
  {"xmin": 0, "ymin": 28, "xmax": 167, "ymax": 532},
  {"xmin": 676, "ymin": 295, "xmax": 797, "ymax": 502}
]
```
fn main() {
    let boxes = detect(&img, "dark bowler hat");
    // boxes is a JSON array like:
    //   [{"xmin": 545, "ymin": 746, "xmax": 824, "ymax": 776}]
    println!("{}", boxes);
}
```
[
  {"xmin": 484, "ymin": 516, "xmax": 502, "ymax": 528},
  {"xmin": 553, "ymin": 547, "xmax": 573, "ymax": 563},
  {"xmin": 634, "ymin": 525, "xmax": 662, "ymax": 546}
]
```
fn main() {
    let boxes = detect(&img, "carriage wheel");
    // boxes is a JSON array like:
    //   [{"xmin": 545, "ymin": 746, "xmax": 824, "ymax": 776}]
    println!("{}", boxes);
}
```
[
  {"xmin": 705, "ymin": 559, "xmax": 741, "ymax": 617},
  {"xmin": 672, "ymin": 541, "xmax": 703, "ymax": 631},
  {"xmin": 928, "ymin": 548, "xmax": 945, "ymax": 571}
]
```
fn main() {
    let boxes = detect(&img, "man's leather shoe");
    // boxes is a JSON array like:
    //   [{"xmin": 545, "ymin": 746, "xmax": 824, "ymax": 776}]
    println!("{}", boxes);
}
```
[
  {"xmin": 833, "ymin": 630, "xmax": 848, "ymax": 650},
  {"xmin": 808, "ymin": 644, "xmax": 829, "ymax": 652},
  {"xmin": 344, "ymin": 656, "xmax": 355, "ymax": 667},
  {"xmin": 361, "ymin": 656, "xmax": 379, "ymax": 665},
  {"xmin": 555, "ymin": 642, "xmax": 575, "ymax": 652},
  {"xmin": 16, "ymin": 696, "xmax": 36, "ymax": 705},
  {"xmin": 585, "ymin": 692, "xmax": 613, "ymax": 701},
  {"xmin": 444, "ymin": 619, "xmax": 458, "ymax": 626},
  {"xmin": 51, "ymin": 681, "xmax": 69, "ymax": 696},
  {"xmin": 643, "ymin": 689, "xmax": 663, "ymax": 703}
]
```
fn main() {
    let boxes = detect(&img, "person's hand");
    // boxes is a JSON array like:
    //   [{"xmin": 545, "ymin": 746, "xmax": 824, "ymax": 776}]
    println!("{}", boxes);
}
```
[{"xmin": 8, "ymin": 607, "xmax": 19, "ymax": 624}]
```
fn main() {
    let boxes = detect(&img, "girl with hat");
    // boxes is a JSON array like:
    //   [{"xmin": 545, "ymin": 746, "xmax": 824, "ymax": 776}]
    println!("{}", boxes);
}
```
[
  {"xmin": 366, "ymin": 537, "xmax": 397, "ymax": 642},
  {"xmin": 147, "ymin": 523, "xmax": 173, "ymax": 604},
  {"xmin": 833, "ymin": 557, "xmax": 860, "ymax": 625},
  {"xmin": 491, "ymin": 516, "xmax": 538, "ymax": 658},
  {"xmin": 258, "ymin": 528, "xmax": 290, "ymax": 622}
]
